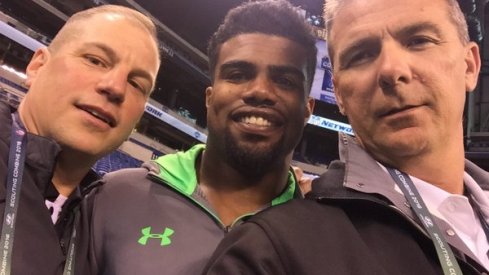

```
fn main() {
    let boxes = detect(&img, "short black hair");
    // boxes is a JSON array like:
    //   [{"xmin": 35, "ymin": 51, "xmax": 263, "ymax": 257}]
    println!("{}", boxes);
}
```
[{"xmin": 207, "ymin": 0, "xmax": 317, "ymax": 93}]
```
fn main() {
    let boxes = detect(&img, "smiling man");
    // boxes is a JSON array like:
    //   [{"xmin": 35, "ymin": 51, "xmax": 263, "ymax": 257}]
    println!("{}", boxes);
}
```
[
  {"xmin": 203, "ymin": 0, "xmax": 489, "ymax": 274},
  {"xmin": 87, "ymin": 1, "xmax": 315, "ymax": 274},
  {"xmin": 0, "ymin": 5, "xmax": 160, "ymax": 274}
]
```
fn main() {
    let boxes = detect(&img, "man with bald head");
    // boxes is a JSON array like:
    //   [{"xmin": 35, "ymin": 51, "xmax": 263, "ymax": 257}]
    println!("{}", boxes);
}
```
[
  {"xmin": 203, "ymin": 0, "xmax": 489, "ymax": 274},
  {"xmin": 0, "ymin": 5, "xmax": 160, "ymax": 274}
]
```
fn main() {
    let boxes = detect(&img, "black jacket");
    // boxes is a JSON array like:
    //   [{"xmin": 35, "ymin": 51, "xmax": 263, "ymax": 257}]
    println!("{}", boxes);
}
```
[
  {"xmin": 203, "ymin": 134, "xmax": 489, "ymax": 275},
  {"xmin": 0, "ymin": 101, "xmax": 98, "ymax": 274}
]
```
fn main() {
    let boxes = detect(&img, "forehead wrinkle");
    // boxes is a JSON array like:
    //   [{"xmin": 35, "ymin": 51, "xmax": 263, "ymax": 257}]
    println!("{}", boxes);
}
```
[{"xmin": 82, "ymin": 42, "xmax": 156, "ymax": 87}]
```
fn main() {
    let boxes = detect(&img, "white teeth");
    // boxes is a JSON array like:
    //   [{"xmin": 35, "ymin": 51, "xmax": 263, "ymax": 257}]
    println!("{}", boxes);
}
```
[
  {"xmin": 241, "ymin": 116, "xmax": 271, "ymax": 127},
  {"xmin": 88, "ymin": 110, "xmax": 110, "ymax": 125}
]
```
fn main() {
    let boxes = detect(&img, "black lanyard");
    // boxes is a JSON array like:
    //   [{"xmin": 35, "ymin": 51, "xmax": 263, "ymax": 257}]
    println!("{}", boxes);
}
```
[
  {"xmin": 0, "ymin": 115, "xmax": 79, "ymax": 275},
  {"xmin": 387, "ymin": 168, "xmax": 463, "ymax": 275},
  {"xmin": 0, "ymin": 115, "xmax": 27, "ymax": 275},
  {"xmin": 63, "ymin": 205, "xmax": 79, "ymax": 275}
]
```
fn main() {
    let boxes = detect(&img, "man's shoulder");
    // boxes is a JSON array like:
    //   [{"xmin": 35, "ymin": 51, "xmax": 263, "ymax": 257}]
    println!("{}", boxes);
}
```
[
  {"xmin": 250, "ymin": 198, "xmax": 347, "ymax": 232},
  {"xmin": 234, "ymin": 198, "xmax": 362, "ymax": 262},
  {"xmin": 153, "ymin": 144, "xmax": 204, "ymax": 170},
  {"xmin": 103, "ymin": 167, "xmax": 149, "ymax": 181},
  {"xmin": 84, "ymin": 167, "xmax": 153, "ymax": 203}
]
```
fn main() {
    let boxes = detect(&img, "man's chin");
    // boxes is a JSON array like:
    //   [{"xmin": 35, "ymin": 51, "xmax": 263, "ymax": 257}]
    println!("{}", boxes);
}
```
[
  {"xmin": 226, "ymin": 144, "xmax": 280, "ymax": 179},
  {"xmin": 368, "ymin": 137, "xmax": 430, "ymax": 160},
  {"xmin": 60, "ymin": 139, "xmax": 112, "ymax": 159}
]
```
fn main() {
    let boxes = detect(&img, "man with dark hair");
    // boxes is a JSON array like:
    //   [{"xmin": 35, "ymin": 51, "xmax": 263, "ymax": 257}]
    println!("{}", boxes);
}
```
[
  {"xmin": 203, "ymin": 0, "xmax": 489, "ymax": 274},
  {"xmin": 0, "ymin": 4, "xmax": 160, "ymax": 275},
  {"xmin": 87, "ymin": 0, "xmax": 315, "ymax": 274}
]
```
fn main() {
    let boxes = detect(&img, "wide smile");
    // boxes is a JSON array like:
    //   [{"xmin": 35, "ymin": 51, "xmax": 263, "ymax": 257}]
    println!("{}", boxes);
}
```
[
  {"xmin": 231, "ymin": 109, "xmax": 284, "ymax": 135},
  {"xmin": 240, "ymin": 115, "xmax": 273, "ymax": 127},
  {"xmin": 76, "ymin": 104, "xmax": 117, "ymax": 128}
]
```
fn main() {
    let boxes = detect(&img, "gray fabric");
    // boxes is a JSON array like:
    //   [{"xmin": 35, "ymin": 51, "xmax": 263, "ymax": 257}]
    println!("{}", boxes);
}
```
[
  {"xmin": 203, "ymin": 134, "xmax": 489, "ymax": 275},
  {"xmin": 88, "ymin": 167, "xmax": 225, "ymax": 275},
  {"xmin": 88, "ymin": 152, "xmax": 301, "ymax": 275},
  {"xmin": 338, "ymin": 134, "xmax": 489, "ymax": 264}
]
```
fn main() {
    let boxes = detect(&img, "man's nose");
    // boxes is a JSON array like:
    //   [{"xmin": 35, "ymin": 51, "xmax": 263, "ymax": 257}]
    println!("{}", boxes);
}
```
[
  {"xmin": 243, "ymin": 75, "xmax": 277, "ymax": 106},
  {"xmin": 96, "ymin": 68, "xmax": 128, "ymax": 104},
  {"xmin": 377, "ymin": 43, "xmax": 413, "ymax": 90}
]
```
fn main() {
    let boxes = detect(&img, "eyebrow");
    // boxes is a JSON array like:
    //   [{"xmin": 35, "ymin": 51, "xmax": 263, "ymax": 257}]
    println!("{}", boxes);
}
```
[
  {"xmin": 219, "ymin": 60, "xmax": 304, "ymax": 80},
  {"xmin": 83, "ymin": 42, "xmax": 155, "ymax": 86},
  {"xmin": 338, "ymin": 37, "xmax": 378, "ymax": 68},
  {"xmin": 83, "ymin": 42, "xmax": 119, "ymax": 63},
  {"xmin": 219, "ymin": 60, "xmax": 255, "ymax": 75}
]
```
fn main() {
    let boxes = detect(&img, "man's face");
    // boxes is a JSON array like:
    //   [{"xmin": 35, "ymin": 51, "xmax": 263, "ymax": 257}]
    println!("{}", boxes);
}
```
[
  {"xmin": 23, "ymin": 13, "xmax": 159, "ymax": 162},
  {"xmin": 206, "ymin": 33, "xmax": 313, "ymax": 177},
  {"xmin": 329, "ymin": 0, "xmax": 480, "ymax": 163}
]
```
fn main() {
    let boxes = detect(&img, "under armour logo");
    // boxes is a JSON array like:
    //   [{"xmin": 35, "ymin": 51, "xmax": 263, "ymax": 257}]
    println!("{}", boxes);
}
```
[{"xmin": 138, "ymin": 226, "xmax": 174, "ymax": 246}]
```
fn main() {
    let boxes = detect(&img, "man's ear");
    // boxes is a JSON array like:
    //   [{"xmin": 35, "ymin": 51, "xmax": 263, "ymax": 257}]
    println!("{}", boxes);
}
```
[
  {"xmin": 205, "ymin": 86, "xmax": 213, "ymax": 108},
  {"xmin": 333, "ymin": 76, "xmax": 346, "ymax": 115},
  {"xmin": 304, "ymin": 97, "xmax": 315, "ymax": 125},
  {"xmin": 25, "ymin": 48, "xmax": 50, "ymax": 87},
  {"xmin": 464, "ymin": 42, "xmax": 481, "ymax": 93}
]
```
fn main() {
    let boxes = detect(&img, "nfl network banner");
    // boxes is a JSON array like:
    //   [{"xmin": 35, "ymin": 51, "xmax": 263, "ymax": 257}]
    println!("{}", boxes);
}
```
[{"xmin": 308, "ymin": 115, "xmax": 354, "ymax": 136}]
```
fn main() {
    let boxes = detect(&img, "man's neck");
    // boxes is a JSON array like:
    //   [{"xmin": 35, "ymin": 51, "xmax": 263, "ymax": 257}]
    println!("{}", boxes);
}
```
[
  {"xmin": 18, "ymin": 103, "xmax": 94, "ymax": 196},
  {"xmin": 17, "ymin": 100, "xmax": 37, "ymax": 134},
  {"xmin": 198, "ymin": 149, "xmax": 291, "ymax": 226},
  {"xmin": 380, "ymin": 142, "xmax": 465, "ymax": 195},
  {"xmin": 52, "ymin": 151, "xmax": 94, "ymax": 196}
]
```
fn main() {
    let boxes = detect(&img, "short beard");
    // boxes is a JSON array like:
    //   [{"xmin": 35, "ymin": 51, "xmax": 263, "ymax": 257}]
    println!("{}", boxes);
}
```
[{"xmin": 224, "ymin": 130, "xmax": 284, "ymax": 181}]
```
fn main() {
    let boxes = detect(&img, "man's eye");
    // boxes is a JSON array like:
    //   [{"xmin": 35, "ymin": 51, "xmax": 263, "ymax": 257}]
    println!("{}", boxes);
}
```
[
  {"xmin": 84, "ymin": 55, "xmax": 107, "ymax": 67},
  {"xmin": 225, "ymin": 71, "xmax": 248, "ymax": 82},
  {"xmin": 275, "ymin": 76, "xmax": 300, "ymax": 89},
  {"xmin": 128, "ymin": 79, "xmax": 148, "ymax": 95},
  {"xmin": 344, "ymin": 51, "xmax": 374, "ymax": 68},
  {"xmin": 406, "ymin": 36, "xmax": 437, "ymax": 49}
]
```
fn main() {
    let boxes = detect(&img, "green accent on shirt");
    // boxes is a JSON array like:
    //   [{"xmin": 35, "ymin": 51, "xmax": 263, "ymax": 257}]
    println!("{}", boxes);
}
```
[
  {"xmin": 154, "ymin": 144, "xmax": 204, "ymax": 196},
  {"xmin": 272, "ymin": 170, "xmax": 298, "ymax": 206},
  {"xmin": 151, "ymin": 144, "xmax": 300, "ymax": 224}
]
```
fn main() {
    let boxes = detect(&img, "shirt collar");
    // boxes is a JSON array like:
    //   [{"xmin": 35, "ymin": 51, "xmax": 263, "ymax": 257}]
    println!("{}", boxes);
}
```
[{"xmin": 465, "ymin": 172, "xmax": 489, "ymax": 218}]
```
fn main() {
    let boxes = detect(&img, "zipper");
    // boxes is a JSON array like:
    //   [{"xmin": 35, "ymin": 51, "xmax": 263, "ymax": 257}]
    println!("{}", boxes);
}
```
[
  {"xmin": 147, "ymin": 172, "xmax": 294, "ymax": 234},
  {"xmin": 147, "ymin": 173, "xmax": 229, "ymax": 231}
]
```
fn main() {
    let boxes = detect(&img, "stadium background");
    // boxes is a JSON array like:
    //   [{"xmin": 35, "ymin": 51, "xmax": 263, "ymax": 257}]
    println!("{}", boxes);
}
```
[{"xmin": 0, "ymin": 0, "xmax": 487, "ymax": 175}]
